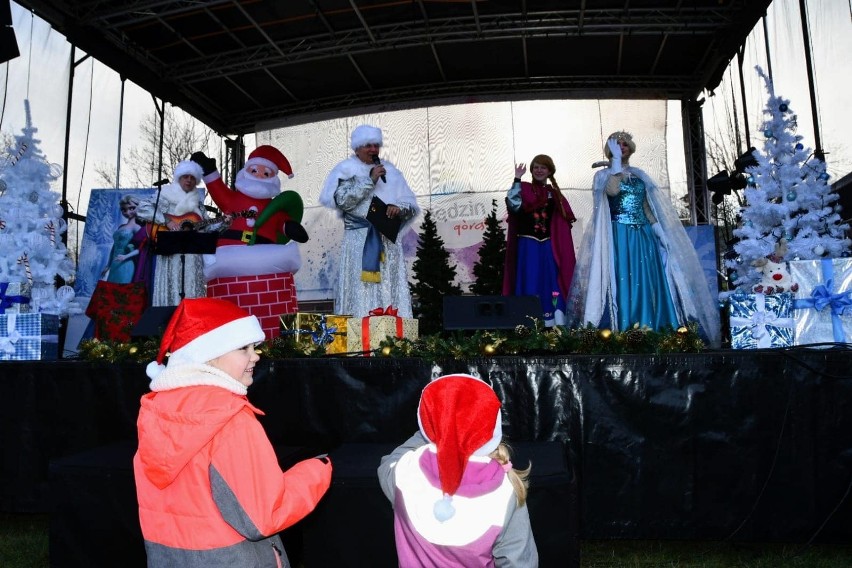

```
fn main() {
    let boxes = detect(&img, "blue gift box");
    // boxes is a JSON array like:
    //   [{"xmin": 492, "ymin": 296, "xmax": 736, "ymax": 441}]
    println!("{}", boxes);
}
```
[
  {"xmin": 0, "ymin": 313, "xmax": 60, "ymax": 361},
  {"xmin": 728, "ymin": 293, "xmax": 795, "ymax": 349}
]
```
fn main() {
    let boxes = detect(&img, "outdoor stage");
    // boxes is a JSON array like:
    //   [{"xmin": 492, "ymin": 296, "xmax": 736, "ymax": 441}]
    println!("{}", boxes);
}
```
[{"xmin": 2, "ymin": 348, "xmax": 851, "ymax": 565}]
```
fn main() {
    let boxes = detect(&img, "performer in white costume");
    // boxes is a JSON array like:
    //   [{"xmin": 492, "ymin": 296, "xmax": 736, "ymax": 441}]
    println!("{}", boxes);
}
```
[
  {"xmin": 137, "ymin": 160, "xmax": 209, "ymax": 306},
  {"xmin": 568, "ymin": 131, "xmax": 721, "ymax": 347},
  {"xmin": 319, "ymin": 125, "xmax": 420, "ymax": 318}
]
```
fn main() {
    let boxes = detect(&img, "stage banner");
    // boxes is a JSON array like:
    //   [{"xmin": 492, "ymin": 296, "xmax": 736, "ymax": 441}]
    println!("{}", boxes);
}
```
[{"xmin": 296, "ymin": 189, "xmax": 595, "ymax": 301}]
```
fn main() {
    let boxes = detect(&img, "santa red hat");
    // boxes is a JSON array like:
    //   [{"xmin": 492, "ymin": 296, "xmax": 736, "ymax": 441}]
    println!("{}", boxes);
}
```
[
  {"xmin": 173, "ymin": 160, "xmax": 204, "ymax": 183},
  {"xmin": 146, "ymin": 298, "xmax": 265, "ymax": 380},
  {"xmin": 245, "ymin": 145, "xmax": 294, "ymax": 179},
  {"xmin": 417, "ymin": 373, "xmax": 503, "ymax": 521}
]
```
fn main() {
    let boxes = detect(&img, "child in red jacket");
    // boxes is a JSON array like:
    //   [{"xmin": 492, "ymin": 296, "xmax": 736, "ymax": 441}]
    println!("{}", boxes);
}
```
[{"xmin": 133, "ymin": 297, "xmax": 332, "ymax": 567}]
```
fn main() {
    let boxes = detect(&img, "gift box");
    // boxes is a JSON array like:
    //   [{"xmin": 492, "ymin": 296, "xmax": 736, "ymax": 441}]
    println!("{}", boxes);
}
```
[
  {"xmin": 728, "ymin": 293, "xmax": 795, "ymax": 349},
  {"xmin": 789, "ymin": 258, "xmax": 852, "ymax": 345},
  {"xmin": 0, "ymin": 282, "xmax": 32, "ymax": 314},
  {"xmin": 346, "ymin": 307, "xmax": 419, "ymax": 355},
  {"xmin": 0, "ymin": 313, "xmax": 60, "ymax": 360},
  {"xmin": 280, "ymin": 313, "xmax": 351, "ymax": 354},
  {"xmin": 85, "ymin": 281, "xmax": 148, "ymax": 343}
]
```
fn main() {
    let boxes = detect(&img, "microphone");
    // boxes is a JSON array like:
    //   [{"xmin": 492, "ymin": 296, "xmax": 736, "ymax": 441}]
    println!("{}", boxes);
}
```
[{"xmin": 371, "ymin": 155, "xmax": 386, "ymax": 183}]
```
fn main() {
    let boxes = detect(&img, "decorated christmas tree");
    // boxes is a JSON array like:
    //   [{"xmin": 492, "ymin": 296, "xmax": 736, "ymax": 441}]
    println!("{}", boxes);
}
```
[
  {"xmin": 725, "ymin": 67, "xmax": 851, "ymax": 290},
  {"xmin": 0, "ymin": 101, "xmax": 80, "ymax": 316}
]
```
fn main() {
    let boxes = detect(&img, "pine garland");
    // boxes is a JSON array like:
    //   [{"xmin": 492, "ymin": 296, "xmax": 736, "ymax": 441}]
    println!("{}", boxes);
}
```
[{"xmin": 76, "ymin": 322, "xmax": 706, "ymax": 362}]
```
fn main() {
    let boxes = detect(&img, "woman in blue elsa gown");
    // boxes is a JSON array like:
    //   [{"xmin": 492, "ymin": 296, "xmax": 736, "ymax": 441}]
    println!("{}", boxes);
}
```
[
  {"xmin": 101, "ymin": 194, "xmax": 142, "ymax": 284},
  {"xmin": 568, "ymin": 131, "xmax": 720, "ymax": 347}
]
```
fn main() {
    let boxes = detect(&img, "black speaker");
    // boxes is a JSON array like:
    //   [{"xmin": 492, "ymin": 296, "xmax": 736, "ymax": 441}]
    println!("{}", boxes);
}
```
[
  {"xmin": 442, "ymin": 295, "xmax": 540, "ymax": 330},
  {"xmin": 130, "ymin": 306, "xmax": 177, "ymax": 338}
]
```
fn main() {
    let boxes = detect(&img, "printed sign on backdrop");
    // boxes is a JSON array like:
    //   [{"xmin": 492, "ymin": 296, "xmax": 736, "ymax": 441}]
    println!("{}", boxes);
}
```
[
  {"xmin": 295, "ymin": 190, "xmax": 596, "ymax": 301},
  {"xmin": 75, "ymin": 188, "xmax": 157, "ymax": 299}
]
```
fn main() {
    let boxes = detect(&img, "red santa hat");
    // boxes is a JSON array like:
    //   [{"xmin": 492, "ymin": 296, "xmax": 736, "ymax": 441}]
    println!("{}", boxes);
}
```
[
  {"xmin": 173, "ymin": 159, "xmax": 204, "ymax": 183},
  {"xmin": 245, "ymin": 145, "xmax": 294, "ymax": 179},
  {"xmin": 417, "ymin": 373, "xmax": 503, "ymax": 521},
  {"xmin": 146, "ymin": 297, "xmax": 265, "ymax": 380}
]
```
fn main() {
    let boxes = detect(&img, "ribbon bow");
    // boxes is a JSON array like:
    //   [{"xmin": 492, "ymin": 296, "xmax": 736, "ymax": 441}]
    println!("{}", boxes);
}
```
[
  {"xmin": 369, "ymin": 305, "xmax": 398, "ymax": 317},
  {"xmin": 0, "ymin": 282, "xmax": 31, "ymax": 314},
  {"xmin": 0, "ymin": 329, "xmax": 22, "ymax": 354},
  {"xmin": 729, "ymin": 294, "xmax": 794, "ymax": 348},
  {"xmin": 806, "ymin": 280, "xmax": 852, "ymax": 316},
  {"xmin": 1, "ymin": 313, "xmax": 23, "ymax": 354},
  {"xmin": 310, "ymin": 320, "xmax": 338, "ymax": 346}
]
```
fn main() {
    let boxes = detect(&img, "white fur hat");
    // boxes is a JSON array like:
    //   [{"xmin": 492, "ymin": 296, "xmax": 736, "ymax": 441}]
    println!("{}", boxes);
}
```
[
  {"xmin": 173, "ymin": 160, "xmax": 204, "ymax": 184},
  {"xmin": 350, "ymin": 125, "xmax": 383, "ymax": 150}
]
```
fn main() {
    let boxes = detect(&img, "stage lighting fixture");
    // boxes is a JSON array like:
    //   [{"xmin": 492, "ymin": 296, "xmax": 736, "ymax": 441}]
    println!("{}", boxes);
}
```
[
  {"xmin": 734, "ymin": 148, "xmax": 758, "ymax": 173},
  {"xmin": 729, "ymin": 173, "xmax": 748, "ymax": 190},
  {"xmin": 707, "ymin": 170, "xmax": 732, "ymax": 205}
]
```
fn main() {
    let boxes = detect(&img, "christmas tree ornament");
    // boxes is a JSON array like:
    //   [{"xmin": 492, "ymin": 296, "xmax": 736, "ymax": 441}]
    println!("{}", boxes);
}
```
[
  {"xmin": 746, "ymin": 175, "xmax": 755, "ymax": 185},
  {"xmin": 795, "ymin": 143, "xmax": 804, "ymax": 150},
  {"xmin": 813, "ymin": 245, "xmax": 825, "ymax": 256},
  {"xmin": 779, "ymin": 103, "xmax": 788, "ymax": 112},
  {"xmin": 481, "ymin": 343, "xmax": 496, "ymax": 355},
  {"xmin": 763, "ymin": 129, "xmax": 773, "ymax": 138},
  {"xmin": 599, "ymin": 329, "xmax": 612, "ymax": 340},
  {"xmin": 819, "ymin": 172, "xmax": 830, "ymax": 180},
  {"xmin": 786, "ymin": 191, "xmax": 797, "ymax": 201},
  {"xmin": 381, "ymin": 346, "xmax": 392, "ymax": 357}
]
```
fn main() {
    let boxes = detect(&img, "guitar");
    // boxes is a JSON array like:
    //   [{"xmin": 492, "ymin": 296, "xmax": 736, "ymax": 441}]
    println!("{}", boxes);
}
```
[{"xmin": 155, "ymin": 209, "xmax": 257, "ymax": 232}]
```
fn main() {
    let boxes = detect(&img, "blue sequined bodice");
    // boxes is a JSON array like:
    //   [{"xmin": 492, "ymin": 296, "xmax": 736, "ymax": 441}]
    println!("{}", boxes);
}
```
[{"xmin": 607, "ymin": 175, "xmax": 649, "ymax": 225}]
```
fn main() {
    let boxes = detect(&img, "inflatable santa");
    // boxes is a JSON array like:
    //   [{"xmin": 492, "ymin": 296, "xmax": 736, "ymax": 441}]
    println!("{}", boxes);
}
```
[
  {"xmin": 191, "ymin": 146, "xmax": 307, "ymax": 338},
  {"xmin": 191, "ymin": 146, "xmax": 307, "ymax": 280}
]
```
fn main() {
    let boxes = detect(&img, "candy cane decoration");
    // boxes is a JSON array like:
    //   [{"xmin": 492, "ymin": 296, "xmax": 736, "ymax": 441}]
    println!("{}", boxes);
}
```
[
  {"xmin": 9, "ymin": 142, "xmax": 28, "ymax": 166},
  {"xmin": 17, "ymin": 253, "xmax": 33, "ymax": 285},
  {"xmin": 0, "ymin": 218, "xmax": 6, "ymax": 230},
  {"xmin": 45, "ymin": 221, "xmax": 56, "ymax": 245}
]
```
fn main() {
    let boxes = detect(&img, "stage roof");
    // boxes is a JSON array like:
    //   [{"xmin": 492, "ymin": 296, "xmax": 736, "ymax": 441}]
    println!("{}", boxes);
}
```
[{"xmin": 16, "ymin": 0, "xmax": 772, "ymax": 135}]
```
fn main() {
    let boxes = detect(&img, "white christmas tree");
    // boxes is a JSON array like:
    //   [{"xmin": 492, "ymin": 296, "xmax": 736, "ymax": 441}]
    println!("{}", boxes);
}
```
[
  {"xmin": 0, "ymin": 100, "xmax": 81, "ymax": 316},
  {"xmin": 726, "ymin": 67, "xmax": 851, "ymax": 290}
]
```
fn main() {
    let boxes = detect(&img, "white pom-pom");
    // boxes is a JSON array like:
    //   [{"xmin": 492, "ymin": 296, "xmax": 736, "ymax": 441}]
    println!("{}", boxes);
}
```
[
  {"xmin": 433, "ymin": 494, "xmax": 455, "ymax": 522},
  {"xmin": 146, "ymin": 361, "xmax": 166, "ymax": 379}
]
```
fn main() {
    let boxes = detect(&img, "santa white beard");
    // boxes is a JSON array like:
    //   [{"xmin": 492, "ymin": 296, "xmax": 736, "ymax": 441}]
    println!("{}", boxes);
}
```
[{"xmin": 235, "ymin": 169, "xmax": 280, "ymax": 199}]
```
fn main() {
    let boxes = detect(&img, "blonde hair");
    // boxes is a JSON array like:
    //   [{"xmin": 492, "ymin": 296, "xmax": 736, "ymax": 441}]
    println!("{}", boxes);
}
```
[
  {"xmin": 489, "ymin": 442, "xmax": 531, "ymax": 506},
  {"xmin": 119, "ymin": 194, "xmax": 140, "ymax": 209},
  {"xmin": 603, "ymin": 131, "xmax": 636, "ymax": 158},
  {"xmin": 530, "ymin": 154, "xmax": 560, "ymax": 190}
]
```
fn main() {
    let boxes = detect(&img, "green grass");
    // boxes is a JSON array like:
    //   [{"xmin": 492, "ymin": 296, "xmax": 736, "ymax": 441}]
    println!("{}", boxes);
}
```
[
  {"xmin": 581, "ymin": 540, "xmax": 852, "ymax": 568},
  {"xmin": 2, "ymin": 513, "xmax": 851, "ymax": 568},
  {"xmin": 0, "ymin": 514, "xmax": 49, "ymax": 568}
]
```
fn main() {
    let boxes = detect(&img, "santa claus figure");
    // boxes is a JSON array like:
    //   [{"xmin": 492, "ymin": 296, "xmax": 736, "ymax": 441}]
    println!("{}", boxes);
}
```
[{"xmin": 191, "ymin": 146, "xmax": 307, "ymax": 281}]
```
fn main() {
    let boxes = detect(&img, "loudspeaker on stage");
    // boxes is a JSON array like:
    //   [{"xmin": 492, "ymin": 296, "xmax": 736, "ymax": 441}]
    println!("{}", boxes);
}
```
[
  {"xmin": 443, "ymin": 295, "xmax": 540, "ymax": 330},
  {"xmin": 131, "ymin": 306, "xmax": 177, "ymax": 338}
]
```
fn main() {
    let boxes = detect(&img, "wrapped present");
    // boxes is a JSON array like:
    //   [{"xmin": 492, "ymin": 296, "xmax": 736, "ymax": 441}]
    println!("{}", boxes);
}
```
[
  {"xmin": 0, "ymin": 282, "xmax": 32, "ymax": 314},
  {"xmin": 85, "ymin": 280, "xmax": 148, "ymax": 342},
  {"xmin": 0, "ymin": 313, "xmax": 60, "ymax": 360},
  {"xmin": 728, "ymin": 293, "xmax": 795, "ymax": 349},
  {"xmin": 789, "ymin": 258, "xmax": 852, "ymax": 345},
  {"xmin": 280, "ymin": 313, "xmax": 350, "ymax": 354},
  {"xmin": 346, "ymin": 306, "xmax": 419, "ymax": 355}
]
